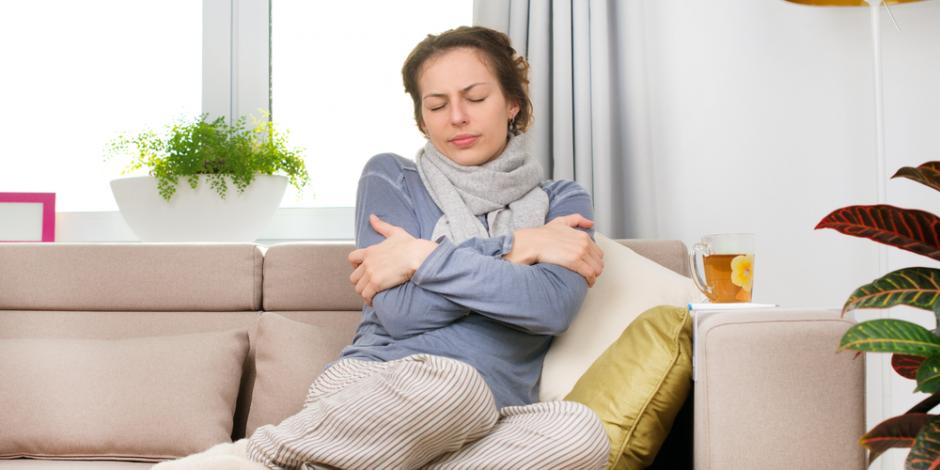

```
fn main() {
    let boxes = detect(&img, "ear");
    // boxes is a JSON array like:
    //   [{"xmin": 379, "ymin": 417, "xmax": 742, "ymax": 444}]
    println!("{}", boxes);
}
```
[{"xmin": 508, "ymin": 100, "xmax": 520, "ymax": 121}]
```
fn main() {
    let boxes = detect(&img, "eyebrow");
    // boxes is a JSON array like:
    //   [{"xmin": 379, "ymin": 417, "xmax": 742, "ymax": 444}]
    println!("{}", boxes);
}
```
[{"xmin": 422, "ymin": 82, "xmax": 488, "ymax": 100}]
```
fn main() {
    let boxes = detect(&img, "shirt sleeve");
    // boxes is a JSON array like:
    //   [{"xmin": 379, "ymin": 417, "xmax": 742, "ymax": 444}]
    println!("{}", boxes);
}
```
[
  {"xmin": 355, "ymin": 155, "xmax": 471, "ymax": 339},
  {"xmin": 410, "ymin": 180, "xmax": 595, "ymax": 336}
]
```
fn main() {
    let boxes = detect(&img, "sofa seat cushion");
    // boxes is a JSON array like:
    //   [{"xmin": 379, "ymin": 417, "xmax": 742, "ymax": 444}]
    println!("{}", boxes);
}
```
[
  {"xmin": 0, "ymin": 330, "xmax": 250, "ymax": 462},
  {"xmin": 0, "ymin": 460, "xmax": 152, "ymax": 469},
  {"xmin": 245, "ymin": 312, "xmax": 360, "ymax": 436}
]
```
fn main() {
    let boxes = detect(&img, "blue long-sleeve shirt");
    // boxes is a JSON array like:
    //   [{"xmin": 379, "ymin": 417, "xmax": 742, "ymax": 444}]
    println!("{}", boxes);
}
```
[{"xmin": 339, "ymin": 153, "xmax": 594, "ymax": 408}]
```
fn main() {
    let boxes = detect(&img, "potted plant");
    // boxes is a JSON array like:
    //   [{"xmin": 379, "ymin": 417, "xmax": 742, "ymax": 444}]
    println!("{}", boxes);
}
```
[
  {"xmin": 107, "ymin": 114, "xmax": 309, "ymax": 242},
  {"xmin": 817, "ymin": 162, "xmax": 940, "ymax": 468}
]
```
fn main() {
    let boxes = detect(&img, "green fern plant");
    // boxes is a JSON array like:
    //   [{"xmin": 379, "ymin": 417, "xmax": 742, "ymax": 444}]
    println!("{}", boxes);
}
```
[
  {"xmin": 106, "ymin": 114, "xmax": 309, "ymax": 201},
  {"xmin": 816, "ymin": 162, "xmax": 940, "ymax": 468}
]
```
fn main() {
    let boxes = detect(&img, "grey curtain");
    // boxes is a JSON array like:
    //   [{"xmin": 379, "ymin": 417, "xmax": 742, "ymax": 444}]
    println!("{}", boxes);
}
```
[{"xmin": 474, "ymin": 0, "xmax": 655, "ymax": 238}]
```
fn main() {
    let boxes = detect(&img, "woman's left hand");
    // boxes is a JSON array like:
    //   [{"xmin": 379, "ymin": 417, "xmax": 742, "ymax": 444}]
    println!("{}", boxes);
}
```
[{"xmin": 348, "ymin": 214, "xmax": 438, "ymax": 305}]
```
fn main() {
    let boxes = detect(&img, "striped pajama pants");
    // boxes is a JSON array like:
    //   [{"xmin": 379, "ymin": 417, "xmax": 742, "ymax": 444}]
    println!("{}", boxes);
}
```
[{"xmin": 246, "ymin": 354, "xmax": 609, "ymax": 470}]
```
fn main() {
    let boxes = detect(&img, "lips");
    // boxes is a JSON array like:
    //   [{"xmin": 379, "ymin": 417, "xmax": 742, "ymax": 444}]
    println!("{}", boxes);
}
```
[{"xmin": 449, "ymin": 134, "xmax": 479, "ymax": 149}]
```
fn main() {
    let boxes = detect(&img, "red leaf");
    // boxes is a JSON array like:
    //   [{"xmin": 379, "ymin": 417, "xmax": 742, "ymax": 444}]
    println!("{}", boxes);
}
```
[
  {"xmin": 895, "ymin": 354, "xmax": 928, "ymax": 380},
  {"xmin": 862, "ymin": 413, "xmax": 932, "ymax": 465},
  {"xmin": 816, "ymin": 205, "xmax": 940, "ymax": 262},
  {"xmin": 907, "ymin": 392, "xmax": 940, "ymax": 415},
  {"xmin": 893, "ymin": 162, "xmax": 940, "ymax": 192}
]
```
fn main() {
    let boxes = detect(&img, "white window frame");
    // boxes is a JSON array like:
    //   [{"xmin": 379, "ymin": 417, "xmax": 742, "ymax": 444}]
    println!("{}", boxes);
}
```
[{"xmin": 57, "ymin": 0, "xmax": 354, "ymax": 243}]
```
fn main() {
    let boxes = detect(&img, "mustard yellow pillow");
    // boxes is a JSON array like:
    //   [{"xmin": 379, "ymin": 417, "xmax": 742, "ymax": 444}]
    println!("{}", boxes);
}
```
[{"xmin": 564, "ymin": 305, "xmax": 692, "ymax": 470}]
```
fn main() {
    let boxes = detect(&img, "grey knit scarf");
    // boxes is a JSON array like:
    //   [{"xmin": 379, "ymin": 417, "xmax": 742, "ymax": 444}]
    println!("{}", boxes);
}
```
[{"xmin": 416, "ymin": 133, "xmax": 549, "ymax": 244}]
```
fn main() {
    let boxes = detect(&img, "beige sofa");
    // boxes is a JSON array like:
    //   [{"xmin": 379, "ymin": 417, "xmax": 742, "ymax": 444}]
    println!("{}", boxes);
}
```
[{"xmin": 0, "ymin": 241, "xmax": 865, "ymax": 469}]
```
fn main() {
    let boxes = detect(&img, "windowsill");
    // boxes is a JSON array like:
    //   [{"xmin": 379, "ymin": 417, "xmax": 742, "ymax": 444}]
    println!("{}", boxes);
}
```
[{"xmin": 54, "ymin": 207, "xmax": 355, "ymax": 243}]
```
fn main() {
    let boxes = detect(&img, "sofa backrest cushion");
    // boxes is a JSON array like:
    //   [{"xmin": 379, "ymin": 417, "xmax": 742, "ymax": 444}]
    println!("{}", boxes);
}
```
[
  {"xmin": 0, "ymin": 329, "xmax": 250, "ymax": 462},
  {"xmin": 618, "ymin": 239, "xmax": 690, "ymax": 277},
  {"xmin": 540, "ymin": 235, "xmax": 701, "ymax": 401},
  {"xmin": 0, "ymin": 244, "xmax": 263, "ymax": 311},
  {"xmin": 262, "ymin": 243, "xmax": 363, "ymax": 311},
  {"xmin": 260, "ymin": 240, "xmax": 690, "ymax": 312}
]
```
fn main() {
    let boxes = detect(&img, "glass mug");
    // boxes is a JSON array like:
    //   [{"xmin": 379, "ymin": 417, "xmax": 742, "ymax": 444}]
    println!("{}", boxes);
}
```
[{"xmin": 689, "ymin": 233, "xmax": 755, "ymax": 303}]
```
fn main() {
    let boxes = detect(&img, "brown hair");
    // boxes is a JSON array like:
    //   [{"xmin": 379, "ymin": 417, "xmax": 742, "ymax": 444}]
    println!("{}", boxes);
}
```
[{"xmin": 402, "ymin": 26, "xmax": 532, "ymax": 136}]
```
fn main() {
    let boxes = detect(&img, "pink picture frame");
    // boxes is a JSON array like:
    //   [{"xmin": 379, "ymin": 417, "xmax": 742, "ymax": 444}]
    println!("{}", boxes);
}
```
[{"xmin": 0, "ymin": 192, "xmax": 56, "ymax": 242}]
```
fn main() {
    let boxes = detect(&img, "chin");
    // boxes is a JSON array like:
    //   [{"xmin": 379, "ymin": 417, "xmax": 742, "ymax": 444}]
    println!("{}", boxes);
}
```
[
  {"xmin": 451, "ymin": 154, "xmax": 486, "ymax": 166},
  {"xmin": 460, "ymin": 154, "xmax": 496, "ymax": 166},
  {"xmin": 436, "ymin": 146, "xmax": 483, "ymax": 166}
]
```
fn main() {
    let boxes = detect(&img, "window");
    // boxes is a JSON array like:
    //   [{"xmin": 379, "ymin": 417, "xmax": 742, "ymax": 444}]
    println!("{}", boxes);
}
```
[
  {"xmin": 271, "ymin": 0, "xmax": 473, "ymax": 208},
  {"xmin": 0, "ymin": 1, "xmax": 202, "ymax": 212},
  {"xmin": 0, "ymin": 1, "xmax": 473, "ymax": 240}
]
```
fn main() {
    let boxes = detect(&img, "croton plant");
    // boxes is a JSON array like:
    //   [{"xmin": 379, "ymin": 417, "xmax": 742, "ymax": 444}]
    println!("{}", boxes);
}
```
[{"xmin": 816, "ymin": 161, "xmax": 940, "ymax": 469}]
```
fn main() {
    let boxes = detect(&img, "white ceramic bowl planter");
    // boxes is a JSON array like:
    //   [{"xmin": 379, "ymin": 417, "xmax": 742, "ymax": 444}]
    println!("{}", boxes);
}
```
[{"xmin": 110, "ymin": 175, "xmax": 287, "ymax": 242}]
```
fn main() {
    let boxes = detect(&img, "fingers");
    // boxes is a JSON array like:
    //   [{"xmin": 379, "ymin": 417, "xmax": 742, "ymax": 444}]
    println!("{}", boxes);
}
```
[
  {"xmin": 550, "ymin": 213, "xmax": 594, "ymax": 229},
  {"xmin": 349, "ymin": 263, "xmax": 364, "ymax": 285},
  {"xmin": 351, "ymin": 262, "xmax": 382, "ymax": 306},
  {"xmin": 348, "ymin": 248, "xmax": 365, "ymax": 268},
  {"xmin": 548, "ymin": 214, "xmax": 577, "ymax": 226},
  {"xmin": 355, "ymin": 271, "xmax": 371, "ymax": 303},
  {"xmin": 573, "ymin": 259, "xmax": 597, "ymax": 287},
  {"xmin": 593, "ymin": 239, "xmax": 605, "ymax": 261},
  {"xmin": 585, "ymin": 249, "xmax": 604, "ymax": 283},
  {"xmin": 573, "ymin": 214, "xmax": 594, "ymax": 229},
  {"xmin": 588, "ymin": 240, "xmax": 604, "ymax": 276},
  {"xmin": 583, "ymin": 238, "xmax": 604, "ymax": 282},
  {"xmin": 355, "ymin": 274, "xmax": 376, "ymax": 306},
  {"xmin": 568, "ymin": 234, "xmax": 603, "ymax": 287},
  {"xmin": 362, "ymin": 287, "xmax": 375, "ymax": 306},
  {"xmin": 369, "ymin": 214, "xmax": 399, "ymax": 238}
]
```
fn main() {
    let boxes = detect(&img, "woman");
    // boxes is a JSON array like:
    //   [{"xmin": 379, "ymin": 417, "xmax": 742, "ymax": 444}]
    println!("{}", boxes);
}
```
[{"xmin": 159, "ymin": 26, "xmax": 607, "ymax": 470}]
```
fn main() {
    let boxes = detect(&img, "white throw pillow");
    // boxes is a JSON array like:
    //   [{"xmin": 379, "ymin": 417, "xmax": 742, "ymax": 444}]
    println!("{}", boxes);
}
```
[{"xmin": 539, "ymin": 233, "xmax": 704, "ymax": 401}]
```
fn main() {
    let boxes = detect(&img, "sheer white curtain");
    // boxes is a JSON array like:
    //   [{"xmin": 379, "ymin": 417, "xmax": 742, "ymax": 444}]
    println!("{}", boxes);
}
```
[{"xmin": 474, "ymin": 0, "xmax": 656, "ymax": 238}]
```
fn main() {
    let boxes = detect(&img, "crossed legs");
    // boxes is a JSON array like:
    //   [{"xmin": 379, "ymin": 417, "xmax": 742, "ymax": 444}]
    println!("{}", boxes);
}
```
[{"xmin": 158, "ymin": 354, "xmax": 608, "ymax": 470}]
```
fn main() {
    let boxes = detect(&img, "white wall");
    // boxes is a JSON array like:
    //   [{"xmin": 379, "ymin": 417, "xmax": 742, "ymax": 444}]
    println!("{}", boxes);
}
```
[{"xmin": 639, "ymin": 1, "xmax": 940, "ymax": 467}]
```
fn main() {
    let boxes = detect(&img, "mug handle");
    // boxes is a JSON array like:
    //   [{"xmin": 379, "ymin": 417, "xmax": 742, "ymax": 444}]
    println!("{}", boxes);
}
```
[{"xmin": 689, "ymin": 242, "xmax": 713, "ymax": 298}]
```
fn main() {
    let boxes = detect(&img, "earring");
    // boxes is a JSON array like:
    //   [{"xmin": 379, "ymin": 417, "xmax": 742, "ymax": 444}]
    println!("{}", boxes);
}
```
[{"xmin": 508, "ymin": 116, "xmax": 517, "ymax": 134}]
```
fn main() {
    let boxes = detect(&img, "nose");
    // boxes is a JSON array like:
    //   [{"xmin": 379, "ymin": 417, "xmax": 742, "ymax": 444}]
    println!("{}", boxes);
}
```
[{"xmin": 449, "ymin": 101, "xmax": 468, "ymax": 126}]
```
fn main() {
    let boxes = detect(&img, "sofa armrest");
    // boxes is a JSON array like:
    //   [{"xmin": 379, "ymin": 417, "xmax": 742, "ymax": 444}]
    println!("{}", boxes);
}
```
[{"xmin": 693, "ymin": 308, "xmax": 865, "ymax": 470}]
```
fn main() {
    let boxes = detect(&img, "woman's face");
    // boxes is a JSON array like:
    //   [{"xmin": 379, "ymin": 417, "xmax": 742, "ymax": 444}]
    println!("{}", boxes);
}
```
[{"xmin": 417, "ymin": 47, "xmax": 519, "ymax": 166}]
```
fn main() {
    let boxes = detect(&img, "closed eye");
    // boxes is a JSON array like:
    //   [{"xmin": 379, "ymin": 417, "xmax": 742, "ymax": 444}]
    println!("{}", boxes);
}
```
[{"xmin": 427, "ymin": 95, "xmax": 486, "ymax": 111}]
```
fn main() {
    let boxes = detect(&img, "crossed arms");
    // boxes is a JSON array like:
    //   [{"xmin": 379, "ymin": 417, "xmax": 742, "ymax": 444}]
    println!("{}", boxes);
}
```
[{"xmin": 347, "ymin": 164, "xmax": 603, "ymax": 340}]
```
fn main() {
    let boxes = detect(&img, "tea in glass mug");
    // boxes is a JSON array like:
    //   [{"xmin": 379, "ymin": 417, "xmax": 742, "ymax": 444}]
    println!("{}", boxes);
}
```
[{"xmin": 689, "ymin": 233, "xmax": 755, "ymax": 303}]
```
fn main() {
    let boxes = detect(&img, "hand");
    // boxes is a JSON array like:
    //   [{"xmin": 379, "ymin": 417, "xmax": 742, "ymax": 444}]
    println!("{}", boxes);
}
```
[
  {"xmin": 504, "ymin": 214, "xmax": 604, "ymax": 286},
  {"xmin": 348, "ymin": 214, "xmax": 437, "ymax": 305}
]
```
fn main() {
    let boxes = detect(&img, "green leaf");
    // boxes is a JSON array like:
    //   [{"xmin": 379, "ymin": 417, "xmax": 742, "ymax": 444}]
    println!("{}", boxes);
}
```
[
  {"xmin": 861, "ymin": 413, "xmax": 932, "ymax": 466},
  {"xmin": 906, "ymin": 415, "xmax": 940, "ymax": 469},
  {"xmin": 839, "ymin": 319, "xmax": 940, "ymax": 356},
  {"xmin": 895, "ymin": 354, "xmax": 927, "ymax": 380},
  {"xmin": 105, "ymin": 113, "xmax": 309, "ymax": 202},
  {"xmin": 917, "ymin": 356, "xmax": 940, "ymax": 393},
  {"xmin": 893, "ymin": 162, "xmax": 940, "ymax": 193},
  {"xmin": 842, "ymin": 267, "xmax": 940, "ymax": 316},
  {"xmin": 816, "ymin": 205, "xmax": 940, "ymax": 262},
  {"xmin": 933, "ymin": 301, "xmax": 940, "ymax": 336}
]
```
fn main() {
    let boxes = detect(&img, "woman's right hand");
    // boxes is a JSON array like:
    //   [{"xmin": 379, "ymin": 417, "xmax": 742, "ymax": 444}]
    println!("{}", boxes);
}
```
[{"xmin": 504, "ymin": 214, "xmax": 605, "ymax": 286}]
